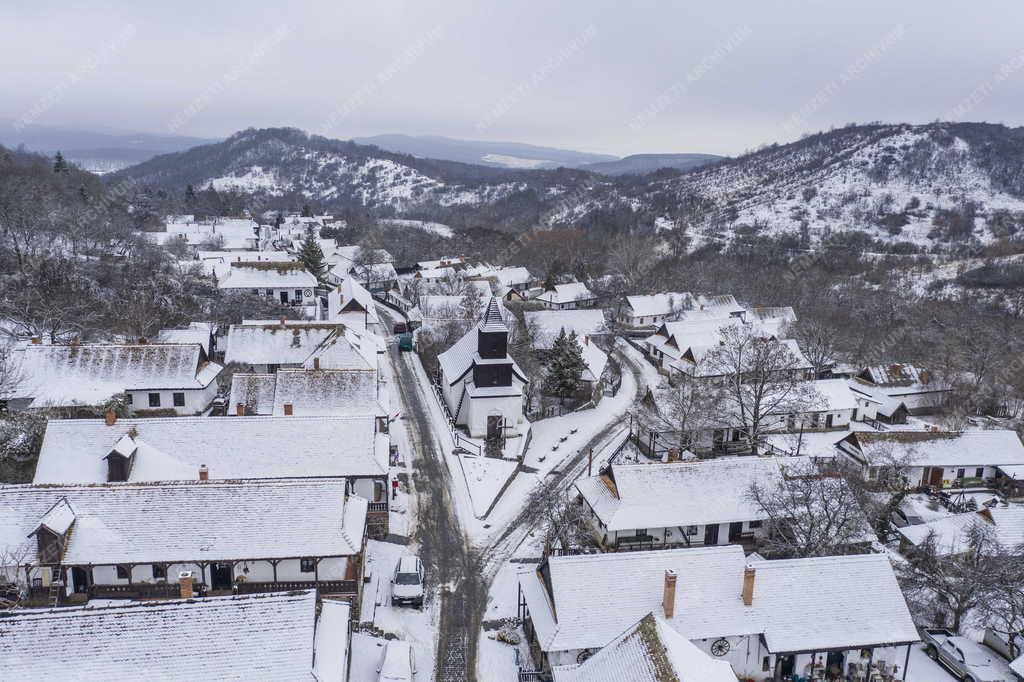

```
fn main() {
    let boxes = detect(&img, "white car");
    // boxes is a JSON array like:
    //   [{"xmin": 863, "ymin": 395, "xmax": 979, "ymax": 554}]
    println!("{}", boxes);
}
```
[
  {"xmin": 924, "ymin": 629, "xmax": 1016, "ymax": 682},
  {"xmin": 391, "ymin": 555, "xmax": 425, "ymax": 608},
  {"xmin": 377, "ymin": 640, "xmax": 416, "ymax": 681}
]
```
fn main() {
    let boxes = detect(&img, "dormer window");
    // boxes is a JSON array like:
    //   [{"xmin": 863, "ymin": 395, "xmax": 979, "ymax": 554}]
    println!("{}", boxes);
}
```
[{"xmin": 106, "ymin": 454, "xmax": 130, "ymax": 482}]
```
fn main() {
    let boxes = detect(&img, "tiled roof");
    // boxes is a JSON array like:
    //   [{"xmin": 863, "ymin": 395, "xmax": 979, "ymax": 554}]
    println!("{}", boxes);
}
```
[
  {"xmin": 624, "ymin": 292, "xmax": 694, "ymax": 319},
  {"xmin": 225, "ymin": 321, "xmax": 376, "ymax": 370},
  {"xmin": 524, "ymin": 309, "xmax": 608, "ymax": 349},
  {"xmin": 897, "ymin": 506, "xmax": 1024, "ymax": 555},
  {"xmin": 479, "ymin": 296, "xmax": 508, "ymax": 333},
  {"xmin": 0, "ymin": 590, "xmax": 325, "ymax": 682},
  {"xmin": 842, "ymin": 429, "xmax": 1024, "ymax": 468},
  {"xmin": 521, "ymin": 547, "xmax": 918, "ymax": 655},
  {"xmin": 576, "ymin": 457, "xmax": 792, "ymax": 531},
  {"xmin": 33, "ymin": 415, "xmax": 387, "ymax": 483},
  {"xmin": 535, "ymin": 281, "xmax": 594, "ymax": 305},
  {"xmin": 552, "ymin": 613, "xmax": 736, "ymax": 682},
  {"xmin": 12, "ymin": 343, "xmax": 220, "ymax": 406},
  {"xmin": 0, "ymin": 479, "xmax": 366, "ymax": 564},
  {"xmin": 270, "ymin": 369, "xmax": 382, "ymax": 417},
  {"xmin": 218, "ymin": 261, "xmax": 317, "ymax": 289}
]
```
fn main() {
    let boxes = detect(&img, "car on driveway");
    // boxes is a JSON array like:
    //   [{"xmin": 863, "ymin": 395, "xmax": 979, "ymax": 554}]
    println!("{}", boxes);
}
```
[
  {"xmin": 923, "ymin": 628, "xmax": 1016, "ymax": 682},
  {"xmin": 391, "ymin": 554, "xmax": 424, "ymax": 608},
  {"xmin": 377, "ymin": 640, "xmax": 416, "ymax": 681}
]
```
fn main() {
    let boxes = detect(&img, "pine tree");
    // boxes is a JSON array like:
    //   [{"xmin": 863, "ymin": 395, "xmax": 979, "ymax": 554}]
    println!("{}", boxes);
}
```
[
  {"xmin": 53, "ymin": 151, "xmax": 68, "ymax": 173},
  {"xmin": 185, "ymin": 184, "xmax": 196, "ymax": 204},
  {"xmin": 543, "ymin": 328, "xmax": 586, "ymax": 400},
  {"xmin": 298, "ymin": 227, "xmax": 326, "ymax": 278}
]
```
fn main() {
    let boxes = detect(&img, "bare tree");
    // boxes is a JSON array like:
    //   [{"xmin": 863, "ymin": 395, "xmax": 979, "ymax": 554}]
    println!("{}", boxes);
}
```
[
  {"xmin": 896, "ymin": 522, "xmax": 998, "ymax": 631},
  {"xmin": 746, "ymin": 459, "xmax": 872, "ymax": 558},
  {"xmin": 976, "ymin": 541, "xmax": 1024, "ymax": 657},
  {"xmin": 537, "ymin": 484, "xmax": 593, "ymax": 554},
  {"xmin": 704, "ymin": 324, "xmax": 821, "ymax": 455},
  {"xmin": 790, "ymin": 318, "xmax": 839, "ymax": 378},
  {"xmin": 652, "ymin": 371, "xmax": 724, "ymax": 455}
]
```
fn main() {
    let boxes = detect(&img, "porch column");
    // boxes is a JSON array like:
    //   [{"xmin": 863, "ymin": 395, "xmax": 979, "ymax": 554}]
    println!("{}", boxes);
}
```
[
  {"xmin": 313, "ymin": 557, "xmax": 322, "ymax": 582},
  {"xmin": 903, "ymin": 643, "xmax": 911, "ymax": 678},
  {"xmin": 126, "ymin": 564, "xmax": 134, "ymax": 585},
  {"xmin": 270, "ymin": 559, "xmax": 279, "ymax": 583}
]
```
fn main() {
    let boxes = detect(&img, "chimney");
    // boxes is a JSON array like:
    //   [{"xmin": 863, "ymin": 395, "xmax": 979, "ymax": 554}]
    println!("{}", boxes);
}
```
[
  {"xmin": 104, "ymin": 409, "xmax": 117, "ymax": 426},
  {"xmin": 31, "ymin": 337, "xmax": 41, "ymax": 345},
  {"xmin": 662, "ymin": 569, "xmax": 677, "ymax": 618},
  {"xmin": 283, "ymin": 402, "xmax": 293, "ymax": 416},
  {"xmin": 742, "ymin": 565, "xmax": 756, "ymax": 606},
  {"xmin": 198, "ymin": 464, "xmax": 209, "ymax": 481},
  {"xmin": 313, "ymin": 356, "xmax": 320, "ymax": 370},
  {"xmin": 666, "ymin": 448, "xmax": 680, "ymax": 462},
  {"xmin": 584, "ymin": 335, "xmax": 589, "ymax": 346},
  {"xmin": 235, "ymin": 403, "xmax": 246, "ymax": 416},
  {"xmin": 178, "ymin": 571, "xmax": 194, "ymax": 599}
]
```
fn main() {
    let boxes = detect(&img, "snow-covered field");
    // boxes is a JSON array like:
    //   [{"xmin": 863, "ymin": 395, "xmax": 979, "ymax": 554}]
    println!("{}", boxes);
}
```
[{"xmin": 378, "ymin": 217, "xmax": 455, "ymax": 238}]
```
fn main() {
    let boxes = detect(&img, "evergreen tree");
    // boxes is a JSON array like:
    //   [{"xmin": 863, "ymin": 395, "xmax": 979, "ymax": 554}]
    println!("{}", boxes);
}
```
[
  {"xmin": 543, "ymin": 328, "xmax": 586, "ymax": 400},
  {"xmin": 301, "ymin": 204, "xmax": 313, "ymax": 218},
  {"xmin": 53, "ymin": 151, "xmax": 68, "ymax": 173},
  {"xmin": 298, "ymin": 227, "xmax": 326, "ymax": 278},
  {"xmin": 184, "ymin": 184, "xmax": 196, "ymax": 205}
]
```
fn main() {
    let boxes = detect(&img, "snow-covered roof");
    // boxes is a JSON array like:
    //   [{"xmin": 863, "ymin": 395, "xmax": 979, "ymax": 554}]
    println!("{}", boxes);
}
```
[
  {"xmin": 479, "ymin": 296, "xmax": 508, "ymax": 333},
  {"xmin": 12, "ymin": 343, "xmax": 221, "ymax": 406},
  {"xmin": 33, "ymin": 415, "xmax": 387, "ymax": 484},
  {"xmin": 748, "ymin": 553, "xmax": 919, "ymax": 653},
  {"xmin": 154, "ymin": 322, "xmax": 214, "ymax": 355},
  {"xmin": 551, "ymin": 613, "xmax": 736, "ymax": 682},
  {"xmin": 0, "ymin": 479, "xmax": 367, "ymax": 564},
  {"xmin": 0, "ymin": 590, "xmax": 334, "ymax": 682},
  {"xmin": 624, "ymin": 292, "xmax": 694, "ymax": 319},
  {"xmin": 196, "ymin": 251, "xmax": 293, "ymax": 278},
  {"xmin": 314, "ymin": 600, "xmax": 352, "ymax": 682},
  {"xmin": 436, "ymin": 323, "xmax": 527, "ymax": 386},
  {"xmin": 521, "ymin": 547, "xmax": 918, "ymax": 656},
  {"xmin": 417, "ymin": 256, "xmax": 463, "ymax": 269},
  {"xmin": 897, "ymin": 506, "xmax": 1024, "ymax": 555},
  {"xmin": 535, "ymin": 281, "xmax": 594, "ymax": 305},
  {"xmin": 694, "ymin": 294, "xmax": 742, "ymax": 312},
  {"xmin": 576, "ymin": 457, "xmax": 793, "ymax": 531},
  {"xmin": 217, "ymin": 261, "xmax": 317, "ymax": 289},
  {"xmin": 491, "ymin": 266, "xmax": 532, "ymax": 287},
  {"xmin": 327, "ymin": 276, "xmax": 380, "ymax": 329},
  {"xmin": 524, "ymin": 309, "xmax": 608, "ymax": 349},
  {"xmin": 839, "ymin": 430, "xmax": 1024, "ymax": 468},
  {"xmin": 859, "ymin": 363, "xmax": 942, "ymax": 387},
  {"xmin": 804, "ymin": 379, "xmax": 858, "ymax": 412},
  {"xmin": 579, "ymin": 336, "xmax": 608, "ymax": 383},
  {"xmin": 230, "ymin": 369, "xmax": 383, "ymax": 417},
  {"xmin": 224, "ymin": 321, "xmax": 376, "ymax": 370}
]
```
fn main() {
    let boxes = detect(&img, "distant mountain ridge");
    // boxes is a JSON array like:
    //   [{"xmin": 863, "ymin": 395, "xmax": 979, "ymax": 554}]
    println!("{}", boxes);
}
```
[
  {"xmin": 0, "ymin": 123, "xmax": 216, "ymax": 173},
  {"xmin": 352, "ymin": 133, "xmax": 617, "ymax": 170},
  {"xmin": 111, "ymin": 122, "xmax": 1024, "ymax": 248},
  {"xmin": 578, "ymin": 153, "xmax": 723, "ymax": 175}
]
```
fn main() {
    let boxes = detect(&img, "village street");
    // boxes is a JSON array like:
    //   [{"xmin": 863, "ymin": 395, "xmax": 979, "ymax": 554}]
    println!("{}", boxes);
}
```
[{"xmin": 379, "ymin": 305, "xmax": 649, "ymax": 682}]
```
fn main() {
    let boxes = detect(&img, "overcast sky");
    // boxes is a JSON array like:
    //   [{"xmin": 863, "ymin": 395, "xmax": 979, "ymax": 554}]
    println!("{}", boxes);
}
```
[{"xmin": 3, "ymin": 0, "xmax": 1024, "ymax": 156}]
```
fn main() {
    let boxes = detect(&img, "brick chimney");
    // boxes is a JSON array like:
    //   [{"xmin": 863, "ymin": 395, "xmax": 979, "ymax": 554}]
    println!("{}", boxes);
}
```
[
  {"xmin": 178, "ymin": 571, "xmax": 194, "ymax": 599},
  {"xmin": 104, "ymin": 409, "xmax": 117, "ymax": 426},
  {"xmin": 662, "ymin": 569, "xmax": 677, "ymax": 618},
  {"xmin": 235, "ymin": 403, "xmax": 246, "ymax": 416},
  {"xmin": 198, "ymin": 464, "xmax": 209, "ymax": 481},
  {"xmin": 30, "ymin": 337, "xmax": 41, "ymax": 345},
  {"xmin": 283, "ymin": 402, "xmax": 293, "ymax": 416},
  {"xmin": 742, "ymin": 565, "xmax": 756, "ymax": 606}
]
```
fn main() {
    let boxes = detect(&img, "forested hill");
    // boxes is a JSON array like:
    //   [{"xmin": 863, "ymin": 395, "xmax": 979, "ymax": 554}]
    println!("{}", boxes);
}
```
[{"xmin": 109, "ymin": 123, "xmax": 1024, "ymax": 249}]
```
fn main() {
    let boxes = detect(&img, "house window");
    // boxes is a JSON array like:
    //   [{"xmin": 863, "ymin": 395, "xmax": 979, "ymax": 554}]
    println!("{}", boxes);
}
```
[
  {"xmin": 975, "ymin": 467, "xmax": 984, "ymax": 478},
  {"xmin": 265, "ymin": 288, "xmax": 274, "ymax": 296},
  {"xmin": 125, "ymin": 393, "xmax": 133, "ymax": 405},
  {"xmin": 634, "ymin": 528, "xmax": 647, "ymax": 537},
  {"xmin": 294, "ymin": 289, "xmax": 303, "ymax": 300},
  {"xmin": 116, "ymin": 565, "xmax": 130, "ymax": 580},
  {"xmin": 148, "ymin": 393, "xmax": 161, "ymax": 408},
  {"xmin": 172, "ymin": 392, "xmax": 185, "ymax": 407},
  {"xmin": 152, "ymin": 565, "xmax": 166, "ymax": 580},
  {"xmin": 957, "ymin": 468, "xmax": 966, "ymax": 480},
  {"xmin": 749, "ymin": 520, "xmax": 763, "ymax": 529},
  {"xmin": 300, "ymin": 558, "xmax": 316, "ymax": 573}
]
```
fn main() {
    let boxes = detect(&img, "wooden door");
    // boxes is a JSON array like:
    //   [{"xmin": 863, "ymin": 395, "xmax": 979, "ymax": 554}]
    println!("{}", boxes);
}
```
[
  {"xmin": 487, "ymin": 415, "xmax": 503, "ymax": 440},
  {"xmin": 929, "ymin": 467, "xmax": 944, "ymax": 487},
  {"xmin": 728, "ymin": 522, "xmax": 743, "ymax": 542},
  {"xmin": 704, "ymin": 524, "xmax": 719, "ymax": 545}
]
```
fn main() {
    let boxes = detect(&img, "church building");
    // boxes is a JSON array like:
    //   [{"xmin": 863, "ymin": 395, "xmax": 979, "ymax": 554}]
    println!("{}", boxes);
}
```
[{"xmin": 437, "ymin": 297, "xmax": 528, "ymax": 441}]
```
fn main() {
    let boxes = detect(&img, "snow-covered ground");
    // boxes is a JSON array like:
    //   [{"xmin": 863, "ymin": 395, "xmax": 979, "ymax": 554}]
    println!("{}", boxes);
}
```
[
  {"xmin": 456, "ymin": 454, "xmax": 519, "ymax": 519},
  {"xmin": 378, "ymin": 217, "xmax": 455, "ymax": 238}
]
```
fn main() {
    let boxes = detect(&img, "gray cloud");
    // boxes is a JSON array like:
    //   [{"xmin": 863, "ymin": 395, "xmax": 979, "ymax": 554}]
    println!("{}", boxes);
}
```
[{"xmin": 2, "ymin": 0, "xmax": 1023, "ymax": 156}]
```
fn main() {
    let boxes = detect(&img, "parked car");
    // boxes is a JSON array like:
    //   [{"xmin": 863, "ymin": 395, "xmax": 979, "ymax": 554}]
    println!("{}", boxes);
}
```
[
  {"xmin": 398, "ymin": 332, "xmax": 414, "ymax": 352},
  {"xmin": 377, "ymin": 640, "xmax": 416, "ymax": 681},
  {"xmin": 391, "ymin": 554, "xmax": 424, "ymax": 608},
  {"xmin": 923, "ymin": 629, "xmax": 1016, "ymax": 682}
]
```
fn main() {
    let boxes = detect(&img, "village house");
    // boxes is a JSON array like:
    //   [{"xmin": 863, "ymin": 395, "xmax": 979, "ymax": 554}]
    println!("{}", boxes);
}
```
[
  {"xmin": 325, "ymin": 245, "xmax": 398, "ymax": 293},
  {"xmin": 0, "ymin": 478, "xmax": 368, "ymax": 602},
  {"xmin": 154, "ymin": 216, "xmax": 265, "ymax": 251},
  {"xmin": 896, "ymin": 505, "xmax": 1024, "ymax": 556},
  {"xmin": 487, "ymin": 265, "xmax": 534, "ymax": 297},
  {"xmin": 534, "ymin": 281, "xmax": 597, "ymax": 310},
  {"xmin": 551, "ymin": 612, "xmax": 737, "ymax": 682},
  {"xmin": 216, "ymin": 261, "xmax": 319, "ymax": 308},
  {"xmin": 850, "ymin": 364, "xmax": 951, "ymax": 420},
  {"xmin": 193, "ymin": 250, "xmax": 294, "ymax": 279},
  {"xmin": 518, "ymin": 546, "xmax": 919, "ymax": 680},
  {"xmin": 836, "ymin": 429, "xmax": 1024, "ymax": 488},
  {"xmin": 31, "ymin": 415, "xmax": 391, "ymax": 521},
  {"xmin": 7, "ymin": 342, "xmax": 222, "ymax": 415},
  {"xmin": 224, "ymin": 320, "xmax": 381, "ymax": 375},
  {"xmin": 154, "ymin": 321, "xmax": 216, "ymax": 356},
  {"xmin": 229, "ymin": 368, "xmax": 387, "ymax": 423},
  {"xmin": 524, "ymin": 309, "xmax": 610, "ymax": 393},
  {"xmin": 618, "ymin": 292, "xmax": 694, "ymax": 329},
  {"xmin": 326, "ymin": 276, "xmax": 384, "ymax": 334},
  {"xmin": 437, "ymin": 297, "xmax": 529, "ymax": 441},
  {"xmin": 0, "ymin": 590, "xmax": 351, "ymax": 682},
  {"xmin": 574, "ymin": 457, "xmax": 793, "ymax": 549}
]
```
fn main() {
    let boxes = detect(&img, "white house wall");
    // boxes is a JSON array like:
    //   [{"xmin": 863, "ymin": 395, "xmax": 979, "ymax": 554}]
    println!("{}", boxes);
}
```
[{"xmin": 127, "ymin": 382, "xmax": 218, "ymax": 415}]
